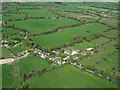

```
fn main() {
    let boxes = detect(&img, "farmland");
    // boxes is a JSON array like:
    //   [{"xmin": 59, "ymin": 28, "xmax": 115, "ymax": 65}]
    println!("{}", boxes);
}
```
[
  {"xmin": 7, "ymin": 19, "xmax": 79, "ymax": 33},
  {"xmin": 1, "ymin": 2, "xmax": 119, "ymax": 89},
  {"xmin": 26, "ymin": 65, "xmax": 118, "ymax": 88},
  {"xmin": 32, "ymin": 22, "xmax": 108, "ymax": 48},
  {"xmin": 2, "ymin": 55, "xmax": 52, "ymax": 88}
]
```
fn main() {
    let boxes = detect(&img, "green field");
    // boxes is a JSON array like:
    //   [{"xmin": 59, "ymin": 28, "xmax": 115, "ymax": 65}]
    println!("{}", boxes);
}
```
[
  {"xmin": 64, "ymin": 41, "xmax": 96, "ymax": 50},
  {"xmin": 19, "ymin": 9, "xmax": 59, "ymax": 17},
  {"xmin": 102, "ymin": 29, "xmax": 118, "ymax": 39},
  {"xmin": 96, "ymin": 52, "xmax": 118, "ymax": 76},
  {"xmin": 2, "ymin": 28, "xmax": 20, "ymax": 37},
  {"xmin": 2, "ymin": 55, "xmax": 52, "ymax": 88},
  {"xmin": 7, "ymin": 19, "xmax": 79, "ymax": 33},
  {"xmin": 79, "ymin": 39, "xmax": 117, "ymax": 66},
  {"xmin": 26, "ymin": 65, "xmax": 118, "ymax": 88},
  {"xmin": 32, "ymin": 22, "xmax": 108, "ymax": 48},
  {"xmin": 2, "ymin": 14, "xmax": 25, "ymax": 21},
  {"xmin": 2, "ymin": 47, "xmax": 13, "ymax": 58},
  {"xmin": 99, "ymin": 18, "xmax": 118, "ymax": 26},
  {"xmin": 91, "ymin": 37, "xmax": 110, "ymax": 45}
]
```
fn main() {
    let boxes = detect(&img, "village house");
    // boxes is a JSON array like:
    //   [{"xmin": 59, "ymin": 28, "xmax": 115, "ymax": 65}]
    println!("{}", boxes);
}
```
[
  {"xmin": 71, "ymin": 50, "xmax": 79, "ymax": 55},
  {"xmin": 41, "ymin": 52, "xmax": 47, "ymax": 58},
  {"xmin": 64, "ymin": 50, "xmax": 71, "ymax": 55},
  {"xmin": 63, "ymin": 55, "xmax": 70, "ymax": 61},
  {"xmin": 21, "ymin": 50, "xmax": 28, "ymax": 56},
  {"xmin": 4, "ymin": 44, "xmax": 8, "ymax": 47},
  {"xmin": 115, "ymin": 72, "xmax": 120, "ymax": 77},
  {"xmin": 62, "ymin": 61, "xmax": 66, "ymax": 64},
  {"xmin": 52, "ymin": 50, "xmax": 60, "ymax": 55},
  {"xmin": 52, "ymin": 57, "xmax": 61, "ymax": 64}
]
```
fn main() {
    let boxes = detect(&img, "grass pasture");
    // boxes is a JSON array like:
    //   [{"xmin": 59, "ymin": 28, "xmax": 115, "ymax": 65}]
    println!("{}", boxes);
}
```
[
  {"xmin": 2, "ymin": 47, "xmax": 13, "ymax": 58},
  {"xmin": 64, "ymin": 41, "xmax": 96, "ymax": 51},
  {"xmin": 102, "ymin": 29, "xmax": 118, "ymax": 39},
  {"xmin": 32, "ymin": 22, "xmax": 108, "ymax": 48},
  {"xmin": 2, "ymin": 14, "xmax": 25, "ymax": 21},
  {"xmin": 7, "ymin": 19, "xmax": 79, "ymax": 33},
  {"xmin": 79, "ymin": 40, "xmax": 117, "ymax": 66},
  {"xmin": 91, "ymin": 37, "xmax": 110, "ymax": 45},
  {"xmin": 2, "ymin": 28, "xmax": 20, "ymax": 37},
  {"xmin": 26, "ymin": 65, "xmax": 117, "ymax": 88},
  {"xmin": 2, "ymin": 55, "xmax": 52, "ymax": 88},
  {"xmin": 96, "ymin": 52, "xmax": 118, "ymax": 76}
]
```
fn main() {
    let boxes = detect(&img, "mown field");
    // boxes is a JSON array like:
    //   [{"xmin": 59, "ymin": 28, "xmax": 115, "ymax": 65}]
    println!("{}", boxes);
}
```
[
  {"xmin": 7, "ymin": 19, "xmax": 79, "ymax": 33},
  {"xmin": 26, "ymin": 64, "xmax": 118, "ymax": 88},
  {"xmin": 32, "ymin": 22, "xmax": 108, "ymax": 48},
  {"xmin": 2, "ymin": 55, "xmax": 52, "ymax": 88}
]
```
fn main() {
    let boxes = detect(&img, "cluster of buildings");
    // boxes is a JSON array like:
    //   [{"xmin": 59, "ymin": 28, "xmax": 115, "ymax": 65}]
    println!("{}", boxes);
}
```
[
  {"xmin": 34, "ymin": 49, "xmax": 50, "ymax": 58},
  {"xmin": 33, "ymin": 48, "xmax": 94, "ymax": 65},
  {"xmin": 1, "ymin": 40, "xmax": 9, "ymax": 48}
]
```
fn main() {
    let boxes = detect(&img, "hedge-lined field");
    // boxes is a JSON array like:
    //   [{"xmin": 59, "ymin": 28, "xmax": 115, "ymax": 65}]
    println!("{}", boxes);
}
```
[
  {"xmin": 2, "ymin": 47, "xmax": 13, "ymax": 58},
  {"xmin": 2, "ymin": 55, "xmax": 52, "ymax": 88},
  {"xmin": 19, "ymin": 9, "xmax": 59, "ymax": 17},
  {"xmin": 91, "ymin": 37, "xmax": 110, "ymax": 45},
  {"xmin": 2, "ymin": 28, "xmax": 20, "ymax": 37},
  {"xmin": 64, "ymin": 41, "xmax": 96, "ymax": 50},
  {"xmin": 2, "ymin": 14, "xmax": 25, "ymax": 21},
  {"xmin": 102, "ymin": 29, "xmax": 118, "ymax": 39},
  {"xmin": 79, "ymin": 39, "xmax": 117, "ymax": 66},
  {"xmin": 96, "ymin": 52, "xmax": 118, "ymax": 76},
  {"xmin": 7, "ymin": 19, "xmax": 79, "ymax": 33},
  {"xmin": 26, "ymin": 64, "xmax": 118, "ymax": 88},
  {"xmin": 32, "ymin": 22, "xmax": 108, "ymax": 48}
]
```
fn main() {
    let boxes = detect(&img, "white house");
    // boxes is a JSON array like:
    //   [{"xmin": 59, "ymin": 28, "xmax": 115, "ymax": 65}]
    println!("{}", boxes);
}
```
[
  {"xmin": 86, "ymin": 48, "xmax": 94, "ymax": 51},
  {"xmin": 64, "ymin": 50, "xmax": 71, "ymax": 55},
  {"xmin": 71, "ymin": 50, "xmax": 78, "ymax": 55}
]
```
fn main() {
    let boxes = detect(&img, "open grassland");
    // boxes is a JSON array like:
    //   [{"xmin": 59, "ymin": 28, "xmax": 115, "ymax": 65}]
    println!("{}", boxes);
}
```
[
  {"xmin": 2, "ymin": 47, "xmax": 13, "ymax": 58},
  {"xmin": 2, "ymin": 28, "xmax": 20, "ymax": 37},
  {"xmin": 2, "ymin": 55, "xmax": 51, "ymax": 88},
  {"xmin": 64, "ymin": 41, "xmax": 96, "ymax": 50},
  {"xmin": 79, "ymin": 40, "xmax": 117, "ymax": 66},
  {"xmin": 91, "ymin": 37, "xmax": 110, "ymax": 45},
  {"xmin": 102, "ymin": 29, "xmax": 118, "ymax": 39},
  {"xmin": 32, "ymin": 22, "xmax": 108, "ymax": 48},
  {"xmin": 26, "ymin": 64, "xmax": 118, "ymax": 88},
  {"xmin": 7, "ymin": 19, "xmax": 79, "ymax": 33},
  {"xmin": 96, "ymin": 52, "xmax": 118, "ymax": 76}
]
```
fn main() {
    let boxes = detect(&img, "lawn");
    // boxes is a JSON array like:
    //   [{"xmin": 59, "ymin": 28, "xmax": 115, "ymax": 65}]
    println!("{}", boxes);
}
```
[
  {"xmin": 64, "ymin": 41, "xmax": 96, "ymax": 51},
  {"xmin": 2, "ymin": 47, "xmax": 14, "ymax": 58},
  {"xmin": 102, "ymin": 29, "xmax": 118, "ymax": 39},
  {"xmin": 7, "ymin": 19, "xmax": 79, "ymax": 33},
  {"xmin": 26, "ymin": 64, "xmax": 118, "ymax": 88},
  {"xmin": 32, "ymin": 22, "xmax": 108, "ymax": 48},
  {"xmin": 91, "ymin": 37, "xmax": 110, "ymax": 45},
  {"xmin": 2, "ymin": 55, "xmax": 52, "ymax": 88}
]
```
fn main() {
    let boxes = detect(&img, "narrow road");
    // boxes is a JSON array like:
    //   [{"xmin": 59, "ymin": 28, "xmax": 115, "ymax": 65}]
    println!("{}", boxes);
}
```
[{"xmin": 0, "ymin": 58, "xmax": 15, "ymax": 64}]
